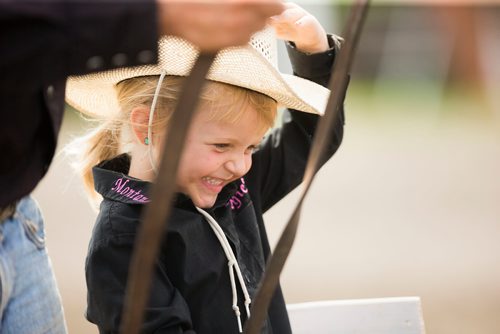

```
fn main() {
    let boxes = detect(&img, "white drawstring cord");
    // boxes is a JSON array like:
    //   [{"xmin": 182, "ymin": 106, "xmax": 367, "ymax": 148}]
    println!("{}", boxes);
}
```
[
  {"xmin": 228, "ymin": 259, "xmax": 242, "ymax": 332},
  {"xmin": 195, "ymin": 207, "xmax": 252, "ymax": 333},
  {"xmin": 147, "ymin": 70, "xmax": 168, "ymax": 176}
]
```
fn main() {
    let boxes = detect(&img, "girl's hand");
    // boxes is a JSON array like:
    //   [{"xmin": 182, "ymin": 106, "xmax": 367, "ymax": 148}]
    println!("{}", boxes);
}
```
[{"xmin": 268, "ymin": 2, "xmax": 328, "ymax": 54}]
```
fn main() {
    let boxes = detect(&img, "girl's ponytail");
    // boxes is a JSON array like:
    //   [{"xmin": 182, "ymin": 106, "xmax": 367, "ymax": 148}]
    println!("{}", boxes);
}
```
[{"xmin": 67, "ymin": 118, "xmax": 122, "ymax": 205}]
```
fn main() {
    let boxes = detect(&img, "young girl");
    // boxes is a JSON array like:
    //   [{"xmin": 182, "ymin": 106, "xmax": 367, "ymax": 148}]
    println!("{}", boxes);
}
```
[{"xmin": 66, "ymin": 3, "xmax": 345, "ymax": 333}]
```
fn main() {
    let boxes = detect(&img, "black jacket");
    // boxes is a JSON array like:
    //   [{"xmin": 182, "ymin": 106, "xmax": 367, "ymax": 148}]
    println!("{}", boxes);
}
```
[
  {"xmin": 86, "ymin": 38, "xmax": 345, "ymax": 334},
  {"xmin": 0, "ymin": 1, "xmax": 158, "ymax": 206}
]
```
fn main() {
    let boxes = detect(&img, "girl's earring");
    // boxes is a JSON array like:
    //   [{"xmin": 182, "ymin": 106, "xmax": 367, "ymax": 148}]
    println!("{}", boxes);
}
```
[{"xmin": 144, "ymin": 137, "xmax": 149, "ymax": 145}]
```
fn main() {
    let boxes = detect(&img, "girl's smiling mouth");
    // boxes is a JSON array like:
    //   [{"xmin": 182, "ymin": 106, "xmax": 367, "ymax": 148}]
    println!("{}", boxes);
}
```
[{"xmin": 201, "ymin": 176, "xmax": 225, "ymax": 192}]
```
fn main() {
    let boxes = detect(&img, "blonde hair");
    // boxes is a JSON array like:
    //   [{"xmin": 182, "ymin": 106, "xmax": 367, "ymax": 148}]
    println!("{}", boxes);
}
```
[{"xmin": 70, "ymin": 75, "xmax": 277, "ymax": 203}]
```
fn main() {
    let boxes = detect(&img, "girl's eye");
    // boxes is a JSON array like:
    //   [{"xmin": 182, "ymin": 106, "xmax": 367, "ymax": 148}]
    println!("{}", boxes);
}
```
[{"xmin": 213, "ymin": 143, "xmax": 229, "ymax": 151}]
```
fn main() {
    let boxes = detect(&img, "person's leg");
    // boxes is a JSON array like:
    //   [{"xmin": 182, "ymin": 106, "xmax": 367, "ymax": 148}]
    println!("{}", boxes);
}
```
[{"xmin": 0, "ymin": 196, "xmax": 67, "ymax": 334}]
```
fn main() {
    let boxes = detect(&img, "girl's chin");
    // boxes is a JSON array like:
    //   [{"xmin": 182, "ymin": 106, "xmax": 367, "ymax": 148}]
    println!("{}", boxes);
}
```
[{"xmin": 192, "ymin": 195, "xmax": 217, "ymax": 209}]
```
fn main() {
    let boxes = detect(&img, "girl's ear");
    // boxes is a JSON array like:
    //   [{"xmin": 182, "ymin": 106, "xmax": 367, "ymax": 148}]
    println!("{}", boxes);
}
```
[{"xmin": 129, "ymin": 106, "xmax": 150, "ymax": 145}]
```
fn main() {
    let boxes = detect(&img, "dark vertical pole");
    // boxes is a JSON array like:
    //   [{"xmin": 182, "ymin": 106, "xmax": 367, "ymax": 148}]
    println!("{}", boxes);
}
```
[{"xmin": 243, "ymin": 1, "xmax": 370, "ymax": 333}]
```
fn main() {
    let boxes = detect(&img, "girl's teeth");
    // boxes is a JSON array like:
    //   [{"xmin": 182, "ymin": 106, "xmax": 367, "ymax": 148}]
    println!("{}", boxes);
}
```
[{"xmin": 203, "ymin": 177, "xmax": 222, "ymax": 185}]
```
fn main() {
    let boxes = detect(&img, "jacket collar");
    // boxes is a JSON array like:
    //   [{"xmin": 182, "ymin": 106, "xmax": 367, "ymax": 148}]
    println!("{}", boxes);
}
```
[{"xmin": 92, "ymin": 154, "xmax": 237, "ymax": 209}]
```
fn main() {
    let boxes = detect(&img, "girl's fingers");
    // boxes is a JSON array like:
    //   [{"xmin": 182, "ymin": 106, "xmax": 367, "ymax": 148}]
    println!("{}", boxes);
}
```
[
  {"xmin": 270, "ymin": 13, "xmax": 316, "ymax": 36},
  {"xmin": 282, "ymin": 1, "xmax": 301, "ymax": 11},
  {"xmin": 270, "ymin": 6, "xmax": 306, "ymax": 25},
  {"xmin": 294, "ymin": 15, "xmax": 316, "ymax": 28}
]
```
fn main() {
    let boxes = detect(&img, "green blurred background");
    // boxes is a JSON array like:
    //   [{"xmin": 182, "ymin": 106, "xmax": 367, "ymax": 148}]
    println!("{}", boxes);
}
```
[{"xmin": 33, "ymin": 2, "xmax": 500, "ymax": 333}]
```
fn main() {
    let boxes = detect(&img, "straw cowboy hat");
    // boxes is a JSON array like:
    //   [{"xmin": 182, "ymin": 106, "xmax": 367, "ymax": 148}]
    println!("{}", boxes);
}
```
[{"xmin": 65, "ymin": 28, "xmax": 331, "ymax": 117}]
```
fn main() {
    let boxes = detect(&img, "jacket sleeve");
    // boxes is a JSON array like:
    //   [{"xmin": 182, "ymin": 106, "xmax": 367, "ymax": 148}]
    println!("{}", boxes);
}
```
[
  {"xmin": 247, "ymin": 34, "xmax": 347, "ymax": 212},
  {"xmin": 86, "ymin": 219, "xmax": 196, "ymax": 333},
  {"xmin": 0, "ymin": 0, "xmax": 158, "ymax": 82}
]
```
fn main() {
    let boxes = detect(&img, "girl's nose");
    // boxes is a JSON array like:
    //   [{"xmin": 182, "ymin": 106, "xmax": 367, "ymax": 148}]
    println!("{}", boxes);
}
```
[{"xmin": 225, "ymin": 156, "xmax": 248, "ymax": 177}]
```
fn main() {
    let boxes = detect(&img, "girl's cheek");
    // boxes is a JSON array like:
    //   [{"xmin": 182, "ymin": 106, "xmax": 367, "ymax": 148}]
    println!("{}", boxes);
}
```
[{"xmin": 204, "ymin": 151, "xmax": 225, "ymax": 168}]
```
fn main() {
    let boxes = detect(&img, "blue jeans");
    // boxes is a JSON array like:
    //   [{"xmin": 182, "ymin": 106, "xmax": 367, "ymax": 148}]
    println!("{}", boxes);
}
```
[{"xmin": 0, "ymin": 197, "xmax": 67, "ymax": 333}]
